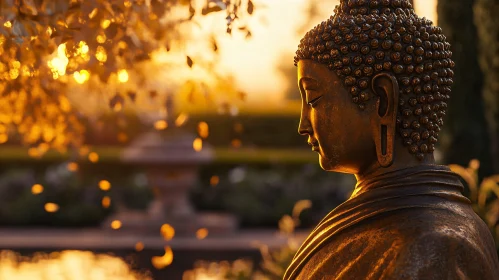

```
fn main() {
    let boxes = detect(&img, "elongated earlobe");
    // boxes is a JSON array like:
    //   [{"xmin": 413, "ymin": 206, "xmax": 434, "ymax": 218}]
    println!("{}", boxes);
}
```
[{"xmin": 371, "ymin": 73, "xmax": 399, "ymax": 167}]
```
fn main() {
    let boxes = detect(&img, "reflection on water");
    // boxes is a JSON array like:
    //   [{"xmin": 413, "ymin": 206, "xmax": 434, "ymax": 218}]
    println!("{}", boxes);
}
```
[{"xmin": 0, "ymin": 250, "xmax": 150, "ymax": 280}]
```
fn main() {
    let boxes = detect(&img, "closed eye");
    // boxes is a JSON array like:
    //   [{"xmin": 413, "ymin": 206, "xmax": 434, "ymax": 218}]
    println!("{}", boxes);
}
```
[{"xmin": 307, "ymin": 95, "xmax": 323, "ymax": 107}]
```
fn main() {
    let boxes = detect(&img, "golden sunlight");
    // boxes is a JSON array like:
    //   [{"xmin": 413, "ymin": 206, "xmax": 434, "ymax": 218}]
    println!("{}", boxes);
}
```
[
  {"xmin": 102, "ymin": 196, "xmax": 111, "ymax": 208},
  {"xmin": 0, "ymin": 251, "xmax": 148, "ymax": 280},
  {"xmin": 175, "ymin": 113, "xmax": 189, "ymax": 127},
  {"xmin": 67, "ymin": 162, "xmax": 79, "ymax": 172},
  {"xmin": 135, "ymin": 242, "xmax": 145, "ymax": 252},
  {"xmin": 160, "ymin": 224, "xmax": 176, "ymax": 241},
  {"xmin": 197, "ymin": 122, "xmax": 209, "ymax": 138},
  {"xmin": 193, "ymin": 138, "xmax": 203, "ymax": 152},
  {"xmin": 110, "ymin": 220, "xmax": 122, "ymax": 230},
  {"xmin": 31, "ymin": 184, "xmax": 44, "ymax": 195},
  {"xmin": 99, "ymin": 180, "xmax": 111, "ymax": 191},
  {"xmin": 47, "ymin": 44, "xmax": 68, "ymax": 78},
  {"xmin": 101, "ymin": 19, "xmax": 111, "ymax": 29},
  {"xmin": 64, "ymin": 0, "xmax": 438, "ymax": 117},
  {"xmin": 203, "ymin": 0, "xmax": 438, "ymax": 105},
  {"xmin": 73, "ymin": 70, "xmax": 90, "ymax": 84},
  {"xmin": 196, "ymin": 228, "xmax": 209, "ymax": 240},
  {"xmin": 44, "ymin": 203, "xmax": 59, "ymax": 213},
  {"xmin": 414, "ymin": 0, "xmax": 438, "ymax": 24},
  {"xmin": 154, "ymin": 120, "xmax": 168, "ymax": 130},
  {"xmin": 117, "ymin": 69, "xmax": 129, "ymax": 83},
  {"xmin": 88, "ymin": 152, "xmax": 99, "ymax": 163}
]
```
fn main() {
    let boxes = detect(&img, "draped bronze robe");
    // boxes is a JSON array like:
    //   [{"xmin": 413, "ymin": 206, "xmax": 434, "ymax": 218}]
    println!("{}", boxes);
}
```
[{"xmin": 284, "ymin": 165, "xmax": 499, "ymax": 280}]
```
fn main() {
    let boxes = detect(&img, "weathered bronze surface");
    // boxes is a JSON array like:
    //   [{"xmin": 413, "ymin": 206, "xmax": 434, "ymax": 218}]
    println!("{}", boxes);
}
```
[{"xmin": 285, "ymin": 0, "xmax": 499, "ymax": 279}]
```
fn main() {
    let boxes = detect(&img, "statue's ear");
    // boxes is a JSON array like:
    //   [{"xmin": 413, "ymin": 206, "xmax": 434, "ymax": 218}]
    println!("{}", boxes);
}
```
[{"xmin": 370, "ymin": 73, "xmax": 399, "ymax": 167}]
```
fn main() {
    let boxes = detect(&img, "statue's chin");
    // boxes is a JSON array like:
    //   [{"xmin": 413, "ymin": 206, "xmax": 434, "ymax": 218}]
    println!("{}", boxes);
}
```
[
  {"xmin": 319, "ymin": 155, "xmax": 357, "ymax": 174},
  {"xmin": 319, "ymin": 155, "xmax": 337, "ymax": 172}
]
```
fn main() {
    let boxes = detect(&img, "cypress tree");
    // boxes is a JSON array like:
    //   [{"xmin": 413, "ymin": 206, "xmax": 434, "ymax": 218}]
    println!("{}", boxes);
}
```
[
  {"xmin": 474, "ymin": 0, "xmax": 499, "ymax": 173},
  {"xmin": 437, "ymin": 0, "xmax": 494, "ymax": 175}
]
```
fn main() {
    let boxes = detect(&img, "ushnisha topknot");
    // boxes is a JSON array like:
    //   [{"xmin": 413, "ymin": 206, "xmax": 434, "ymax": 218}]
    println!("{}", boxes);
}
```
[{"xmin": 295, "ymin": 0, "xmax": 455, "ymax": 161}]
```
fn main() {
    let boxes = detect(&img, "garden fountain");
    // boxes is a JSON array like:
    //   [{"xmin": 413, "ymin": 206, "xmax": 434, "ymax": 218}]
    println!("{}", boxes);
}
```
[{"xmin": 103, "ymin": 94, "xmax": 237, "ymax": 235}]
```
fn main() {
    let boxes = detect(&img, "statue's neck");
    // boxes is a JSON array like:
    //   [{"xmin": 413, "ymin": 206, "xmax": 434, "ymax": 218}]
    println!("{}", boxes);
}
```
[
  {"xmin": 350, "ymin": 163, "xmax": 465, "ymax": 200},
  {"xmin": 354, "ymin": 152, "xmax": 436, "ymax": 184}
]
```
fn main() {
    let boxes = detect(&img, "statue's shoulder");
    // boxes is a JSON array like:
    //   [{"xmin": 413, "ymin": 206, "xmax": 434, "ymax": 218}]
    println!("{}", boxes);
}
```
[
  {"xmin": 381, "ymin": 207, "xmax": 499, "ymax": 279},
  {"xmin": 375, "ymin": 205, "xmax": 494, "ymax": 253},
  {"xmin": 300, "ymin": 207, "xmax": 499, "ymax": 280},
  {"xmin": 311, "ymin": 203, "xmax": 490, "ymax": 259}
]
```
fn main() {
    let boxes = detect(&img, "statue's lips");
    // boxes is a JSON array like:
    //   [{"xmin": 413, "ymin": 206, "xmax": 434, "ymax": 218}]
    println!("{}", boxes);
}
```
[{"xmin": 308, "ymin": 141, "xmax": 320, "ymax": 152}]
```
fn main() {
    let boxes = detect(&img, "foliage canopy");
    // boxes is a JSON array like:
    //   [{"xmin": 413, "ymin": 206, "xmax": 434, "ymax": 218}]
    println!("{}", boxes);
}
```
[{"xmin": 0, "ymin": 0, "xmax": 254, "ymax": 152}]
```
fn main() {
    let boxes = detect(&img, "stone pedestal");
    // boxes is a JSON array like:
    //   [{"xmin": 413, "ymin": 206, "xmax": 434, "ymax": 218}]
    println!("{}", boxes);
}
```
[{"xmin": 102, "ymin": 129, "xmax": 237, "ymax": 236}]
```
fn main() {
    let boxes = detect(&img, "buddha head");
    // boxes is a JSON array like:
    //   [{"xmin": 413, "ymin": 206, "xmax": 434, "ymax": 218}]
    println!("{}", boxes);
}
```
[{"xmin": 296, "ymin": 0, "xmax": 454, "ymax": 175}]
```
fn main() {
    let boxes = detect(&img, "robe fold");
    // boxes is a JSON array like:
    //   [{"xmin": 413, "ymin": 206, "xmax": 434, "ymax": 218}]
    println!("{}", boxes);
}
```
[{"xmin": 284, "ymin": 165, "xmax": 499, "ymax": 280}]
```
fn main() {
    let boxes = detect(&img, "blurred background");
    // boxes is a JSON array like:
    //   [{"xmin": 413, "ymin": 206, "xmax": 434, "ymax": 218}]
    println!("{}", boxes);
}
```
[{"xmin": 0, "ymin": 0, "xmax": 497, "ymax": 279}]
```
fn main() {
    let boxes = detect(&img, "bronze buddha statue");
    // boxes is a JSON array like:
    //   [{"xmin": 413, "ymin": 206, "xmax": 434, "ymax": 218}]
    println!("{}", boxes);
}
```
[{"xmin": 285, "ymin": 0, "xmax": 499, "ymax": 279}]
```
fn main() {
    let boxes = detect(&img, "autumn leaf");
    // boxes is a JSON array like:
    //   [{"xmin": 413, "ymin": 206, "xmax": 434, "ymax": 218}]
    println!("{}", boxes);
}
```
[
  {"xmin": 20, "ymin": 0, "xmax": 38, "ymax": 16},
  {"xmin": 12, "ymin": 20, "xmax": 29, "ymax": 38},
  {"xmin": 202, "ymin": 0, "xmax": 226, "ymax": 15},
  {"xmin": 201, "ymin": 6, "xmax": 222, "ymax": 15},
  {"xmin": 56, "ymin": 18, "xmax": 67, "ymax": 28},
  {"xmin": 22, "ymin": 19, "xmax": 39, "ymax": 36},
  {"xmin": 292, "ymin": 200, "xmax": 312, "ymax": 222},
  {"xmin": 278, "ymin": 215, "xmax": 295, "ymax": 235},
  {"xmin": 0, "ymin": 27, "xmax": 8, "ymax": 37},
  {"xmin": 238, "ymin": 91, "xmax": 247, "ymax": 101},
  {"xmin": 104, "ymin": 23, "xmax": 119, "ymax": 39},
  {"xmin": 0, "ymin": 0, "xmax": 17, "ymax": 21},
  {"xmin": 127, "ymin": 91, "xmax": 137, "ymax": 102},
  {"xmin": 54, "ymin": 0, "xmax": 70, "ymax": 14},
  {"xmin": 40, "ymin": 0, "xmax": 56, "ymax": 15},
  {"xmin": 219, "ymin": 101, "xmax": 231, "ymax": 114},
  {"xmin": 247, "ymin": 0, "xmax": 254, "ymax": 15},
  {"xmin": 201, "ymin": 0, "xmax": 227, "ymax": 15},
  {"xmin": 179, "ymin": 80, "xmax": 196, "ymax": 103},
  {"xmin": 109, "ymin": 93, "xmax": 124, "ymax": 111},
  {"xmin": 101, "ymin": 2, "xmax": 115, "ymax": 17},
  {"xmin": 212, "ymin": 38, "xmax": 218, "ymax": 52},
  {"xmin": 189, "ymin": 3, "xmax": 195, "ymax": 20},
  {"xmin": 135, "ymin": 52, "xmax": 150, "ymax": 61},
  {"xmin": 479, "ymin": 175, "xmax": 499, "ymax": 209},
  {"xmin": 187, "ymin": 86, "xmax": 195, "ymax": 103},
  {"xmin": 200, "ymin": 82, "xmax": 211, "ymax": 99},
  {"xmin": 0, "ymin": 0, "xmax": 254, "ymax": 153},
  {"xmin": 151, "ymin": 0, "xmax": 166, "ymax": 18}
]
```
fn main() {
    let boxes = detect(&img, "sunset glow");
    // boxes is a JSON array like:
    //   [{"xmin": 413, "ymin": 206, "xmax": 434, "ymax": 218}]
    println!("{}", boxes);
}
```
[
  {"xmin": 210, "ymin": 0, "xmax": 438, "ymax": 105},
  {"xmin": 65, "ymin": 0, "xmax": 438, "ymax": 114}
]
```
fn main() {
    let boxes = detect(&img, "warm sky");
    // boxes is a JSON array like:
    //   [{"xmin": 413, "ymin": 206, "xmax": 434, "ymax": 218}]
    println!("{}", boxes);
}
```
[
  {"xmin": 67, "ymin": 0, "xmax": 437, "ymax": 118},
  {"xmin": 204, "ymin": 0, "xmax": 438, "ymax": 104},
  {"xmin": 69, "ymin": 0, "xmax": 438, "ymax": 116}
]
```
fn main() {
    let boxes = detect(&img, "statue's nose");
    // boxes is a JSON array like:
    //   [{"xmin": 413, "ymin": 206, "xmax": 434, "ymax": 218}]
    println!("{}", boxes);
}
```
[{"xmin": 298, "ymin": 118, "xmax": 312, "ymax": 136}]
